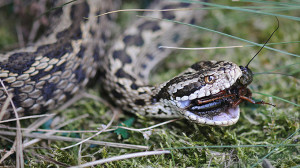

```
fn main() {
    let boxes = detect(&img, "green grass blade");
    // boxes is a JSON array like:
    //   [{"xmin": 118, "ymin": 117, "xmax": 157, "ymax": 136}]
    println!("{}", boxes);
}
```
[
  {"xmin": 137, "ymin": 15, "xmax": 300, "ymax": 58},
  {"xmin": 251, "ymin": 128, "xmax": 300, "ymax": 168},
  {"xmin": 240, "ymin": 0, "xmax": 300, "ymax": 7},
  {"xmin": 253, "ymin": 92, "xmax": 300, "ymax": 107},
  {"xmin": 164, "ymin": 144, "xmax": 300, "ymax": 150},
  {"xmin": 178, "ymin": 0, "xmax": 300, "ymax": 21}
]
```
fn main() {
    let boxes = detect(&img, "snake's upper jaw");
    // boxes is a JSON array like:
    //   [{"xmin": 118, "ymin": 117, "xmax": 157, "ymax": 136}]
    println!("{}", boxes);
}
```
[{"xmin": 177, "ymin": 100, "xmax": 240, "ymax": 126}]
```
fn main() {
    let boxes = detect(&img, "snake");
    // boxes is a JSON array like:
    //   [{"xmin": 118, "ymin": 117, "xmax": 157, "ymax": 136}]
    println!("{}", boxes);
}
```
[{"xmin": 0, "ymin": 0, "xmax": 259, "ymax": 126}]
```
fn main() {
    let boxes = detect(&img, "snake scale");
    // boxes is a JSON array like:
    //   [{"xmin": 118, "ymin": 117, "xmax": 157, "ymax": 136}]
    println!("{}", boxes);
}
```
[{"xmin": 0, "ymin": 0, "xmax": 262, "ymax": 126}]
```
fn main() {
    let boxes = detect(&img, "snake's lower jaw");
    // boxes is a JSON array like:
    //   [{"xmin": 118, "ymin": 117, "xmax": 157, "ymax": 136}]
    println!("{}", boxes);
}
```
[
  {"xmin": 212, "ymin": 106, "xmax": 240, "ymax": 126},
  {"xmin": 177, "ymin": 100, "xmax": 240, "ymax": 126},
  {"xmin": 185, "ymin": 106, "xmax": 240, "ymax": 126}
]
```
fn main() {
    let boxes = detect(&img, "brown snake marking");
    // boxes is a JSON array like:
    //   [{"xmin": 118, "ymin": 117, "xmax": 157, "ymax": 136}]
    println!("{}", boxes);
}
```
[{"xmin": 0, "ymin": 0, "xmax": 266, "ymax": 126}]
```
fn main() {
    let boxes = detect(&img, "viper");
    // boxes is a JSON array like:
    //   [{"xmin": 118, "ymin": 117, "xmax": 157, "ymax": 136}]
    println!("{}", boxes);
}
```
[{"xmin": 0, "ymin": 0, "xmax": 271, "ymax": 126}]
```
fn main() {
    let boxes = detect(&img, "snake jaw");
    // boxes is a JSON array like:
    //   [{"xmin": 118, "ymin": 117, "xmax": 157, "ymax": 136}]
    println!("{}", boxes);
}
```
[
  {"xmin": 184, "ymin": 106, "xmax": 240, "ymax": 126},
  {"xmin": 176, "ymin": 98, "xmax": 240, "ymax": 126},
  {"xmin": 175, "ymin": 81, "xmax": 242, "ymax": 126}
]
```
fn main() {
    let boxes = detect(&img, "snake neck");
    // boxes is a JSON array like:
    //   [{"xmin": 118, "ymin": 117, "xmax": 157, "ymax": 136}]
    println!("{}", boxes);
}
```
[{"xmin": 102, "ymin": 1, "xmax": 206, "ymax": 118}]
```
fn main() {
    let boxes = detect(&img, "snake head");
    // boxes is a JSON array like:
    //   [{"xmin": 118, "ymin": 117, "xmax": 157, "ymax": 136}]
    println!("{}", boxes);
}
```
[{"xmin": 154, "ymin": 61, "xmax": 243, "ymax": 126}]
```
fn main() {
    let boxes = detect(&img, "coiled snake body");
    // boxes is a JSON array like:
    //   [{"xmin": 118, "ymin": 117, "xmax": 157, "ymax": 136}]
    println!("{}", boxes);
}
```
[{"xmin": 0, "ymin": 0, "xmax": 257, "ymax": 126}]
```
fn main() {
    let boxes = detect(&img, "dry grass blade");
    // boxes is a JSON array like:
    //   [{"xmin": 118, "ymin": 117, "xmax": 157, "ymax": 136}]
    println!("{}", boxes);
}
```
[
  {"xmin": 28, "ymin": 0, "xmax": 47, "ymax": 43},
  {"xmin": 58, "ymin": 92, "xmax": 85, "ymax": 111},
  {"xmin": 22, "ymin": 114, "xmax": 56, "ymax": 134},
  {"xmin": 16, "ymin": 22, "xmax": 24, "ymax": 48},
  {"xmin": 0, "ymin": 134, "xmax": 14, "ymax": 143},
  {"xmin": 158, "ymin": 45, "xmax": 244, "ymax": 50},
  {"xmin": 60, "ymin": 93, "xmax": 121, "ymax": 150},
  {"xmin": 30, "ymin": 151, "xmax": 71, "ymax": 167},
  {"xmin": 61, "ymin": 108, "xmax": 118, "ymax": 150},
  {"xmin": 0, "ymin": 130, "xmax": 149, "ymax": 150},
  {"xmin": 0, "ymin": 125, "xmax": 99, "ymax": 133},
  {"xmin": 112, "ymin": 118, "xmax": 180, "ymax": 132},
  {"xmin": 0, "ymin": 118, "xmax": 179, "ymax": 136},
  {"xmin": 89, "ymin": 8, "xmax": 195, "ymax": 18},
  {"xmin": 82, "ymin": 92, "xmax": 114, "ymax": 108},
  {"xmin": 0, "ymin": 94, "xmax": 12, "ymax": 120},
  {"xmin": 0, "ymin": 113, "xmax": 90, "ymax": 163},
  {"xmin": 22, "ymin": 114, "xmax": 89, "ymax": 148},
  {"xmin": 0, "ymin": 79, "xmax": 24, "ymax": 167},
  {"xmin": 77, "ymin": 136, "xmax": 83, "ymax": 165},
  {"xmin": 69, "ymin": 150, "xmax": 171, "ymax": 167},
  {"xmin": 0, "ymin": 114, "xmax": 55, "ymax": 124},
  {"xmin": 0, "ymin": 141, "xmax": 17, "ymax": 164},
  {"xmin": 17, "ymin": 94, "xmax": 91, "ymax": 151}
]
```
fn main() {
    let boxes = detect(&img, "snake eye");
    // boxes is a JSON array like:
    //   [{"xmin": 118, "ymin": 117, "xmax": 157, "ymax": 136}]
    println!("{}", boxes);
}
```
[{"xmin": 204, "ymin": 75, "xmax": 215, "ymax": 84}]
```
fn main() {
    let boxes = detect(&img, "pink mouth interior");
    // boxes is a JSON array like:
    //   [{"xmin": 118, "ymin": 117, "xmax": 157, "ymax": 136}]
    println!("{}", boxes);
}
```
[{"xmin": 212, "ymin": 106, "xmax": 240, "ymax": 121}]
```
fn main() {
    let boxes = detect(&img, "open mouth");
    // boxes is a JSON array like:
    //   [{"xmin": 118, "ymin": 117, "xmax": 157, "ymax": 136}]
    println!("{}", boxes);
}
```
[{"xmin": 177, "ymin": 89, "xmax": 240, "ymax": 126}]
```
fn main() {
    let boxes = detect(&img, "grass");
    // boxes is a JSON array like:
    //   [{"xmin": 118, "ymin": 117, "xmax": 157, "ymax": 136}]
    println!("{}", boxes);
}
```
[{"xmin": 0, "ymin": 0, "xmax": 299, "ymax": 167}]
